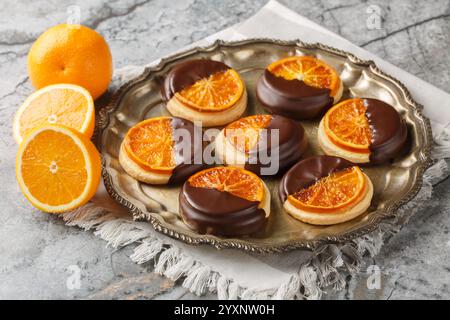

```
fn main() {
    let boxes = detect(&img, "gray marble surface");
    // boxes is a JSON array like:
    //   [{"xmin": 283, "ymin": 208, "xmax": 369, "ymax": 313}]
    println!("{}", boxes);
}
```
[{"xmin": 0, "ymin": 0, "xmax": 449, "ymax": 300}]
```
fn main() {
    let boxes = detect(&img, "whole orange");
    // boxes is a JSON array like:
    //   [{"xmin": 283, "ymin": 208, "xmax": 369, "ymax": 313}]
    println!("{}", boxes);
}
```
[{"xmin": 27, "ymin": 24, "xmax": 113, "ymax": 100}]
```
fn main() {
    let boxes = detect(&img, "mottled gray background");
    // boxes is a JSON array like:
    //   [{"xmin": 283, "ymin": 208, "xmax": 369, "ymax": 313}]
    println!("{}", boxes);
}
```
[{"xmin": 0, "ymin": 0, "xmax": 449, "ymax": 300}]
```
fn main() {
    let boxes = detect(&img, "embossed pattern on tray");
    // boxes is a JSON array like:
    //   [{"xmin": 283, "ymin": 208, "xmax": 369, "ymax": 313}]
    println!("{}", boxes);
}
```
[{"xmin": 97, "ymin": 39, "xmax": 432, "ymax": 253}]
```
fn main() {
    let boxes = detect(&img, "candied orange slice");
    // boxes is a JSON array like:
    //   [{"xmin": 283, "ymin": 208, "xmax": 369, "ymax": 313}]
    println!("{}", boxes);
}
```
[
  {"xmin": 175, "ymin": 69, "xmax": 244, "ymax": 112},
  {"xmin": 323, "ymin": 98, "xmax": 372, "ymax": 153},
  {"xmin": 288, "ymin": 166, "xmax": 366, "ymax": 213},
  {"xmin": 188, "ymin": 166, "xmax": 264, "ymax": 202},
  {"xmin": 267, "ymin": 56, "xmax": 340, "ymax": 96},
  {"xmin": 224, "ymin": 114, "xmax": 272, "ymax": 153},
  {"xmin": 124, "ymin": 117, "xmax": 176, "ymax": 174}
]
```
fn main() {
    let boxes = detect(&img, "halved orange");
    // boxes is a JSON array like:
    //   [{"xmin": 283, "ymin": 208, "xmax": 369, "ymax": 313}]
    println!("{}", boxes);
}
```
[
  {"xmin": 16, "ymin": 125, "xmax": 101, "ymax": 213},
  {"xmin": 224, "ymin": 114, "xmax": 272, "ymax": 152},
  {"xmin": 123, "ymin": 117, "xmax": 177, "ymax": 174},
  {"xmin": 323, "ymin": 98, "xmax": 372, "ymax": 153},
  {"xmin": 188, "ymin": 166, "xmax": 264, "ymax": 203},
  {"xmin": 13, "ymin": 84, "xmax": 95, "ymax": 144},
  {"xmin": 175, "ymin": 69, "xmax": 244, "ymax": 112},
  {"xmin": 288, "ymin": 166, "xmax": 366, "ymax": 213},
  {"xmin": 267, "ymin": 56, "xmax": 340, "ymax": 97}
]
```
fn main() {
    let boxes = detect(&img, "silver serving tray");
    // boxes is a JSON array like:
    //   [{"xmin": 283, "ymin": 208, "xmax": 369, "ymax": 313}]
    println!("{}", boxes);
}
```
[{"xmin": 97, "ymin": 39, "xmax": 432, "ymax": 253}]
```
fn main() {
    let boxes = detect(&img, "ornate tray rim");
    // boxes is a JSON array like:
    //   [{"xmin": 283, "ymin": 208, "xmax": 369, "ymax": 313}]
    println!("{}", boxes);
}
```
[{"xmin": 96, "ymin": 38, "xmax": 433, "ymax": 253}]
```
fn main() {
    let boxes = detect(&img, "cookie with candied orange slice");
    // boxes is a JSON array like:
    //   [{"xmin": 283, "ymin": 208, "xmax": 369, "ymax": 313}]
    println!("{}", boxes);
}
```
[
  {"xmin": 119, "ymin": 116, "xmax": 205, "ymax": 185},
  {"xmin": 16, "ymin": 125, "xmax": 101, "ymax": 213},
  {"xmin": 179, "ymin": 166, "xmax": 270, "ymax": 236},
  {"xmin": 214, "ymin": 114, "xmax": 307, "ymax": 175},
  {"xmin": 318, "ymin": 98, "xmax": 408, "ymax": 164},
  {"xmin": 279, "ymin": 155, "xmax": 373, "ymax": 225},
  {"xmin": 256, "ymin": 56, "xmax": 343, "ymax": 119},
  {"xmin": 163, "ymin": 59, "xmax": 247, "ymax": 127}
]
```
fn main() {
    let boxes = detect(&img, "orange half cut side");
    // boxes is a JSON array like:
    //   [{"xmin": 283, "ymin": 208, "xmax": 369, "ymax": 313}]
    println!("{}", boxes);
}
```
[
  {"xmin": 16, "ymin": 125, "xmax": 101, "ymax": 213},
  {"xmin": 188, "ymin": 166, "xmax": 264, "ymax": 203},
  {"xmin": 13, "ymin": 84, "xmax": 95, "ymax": 144}
]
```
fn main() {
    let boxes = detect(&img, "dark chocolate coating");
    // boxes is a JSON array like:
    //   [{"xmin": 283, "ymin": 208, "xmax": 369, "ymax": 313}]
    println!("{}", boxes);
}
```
[
  {"xmin": 256, "ymin": 70, "xmax": 334, "ymax": 120},
  {"xmin": 243, "ymin": 115, "xmax": 308, "ymax": 175},
  {"xmin": 162, "ymin": 59, "xmax": 230, "ymax": 100},
  {"xmin": 363, "ymin": 98, "xmax": 408, "ymax": 164},
  {"xmin": 179, "ymin": 183, "xmax": 267, "ymax": 236},
  {"xmin": 279, "ymin": 155, "xmax": 353, "ymax": 203},
  {"xmin": 168, "ymin": 117, "xmax": 206, "ymax": 184}
]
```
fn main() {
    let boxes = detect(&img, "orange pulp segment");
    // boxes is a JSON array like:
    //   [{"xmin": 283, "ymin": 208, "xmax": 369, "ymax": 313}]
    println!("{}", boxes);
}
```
[
  {"xmin": 188, "ymin": 166, "xmax": 264, "ymax": 203},
  {"xmin": 288, "ymin": 166, "xmax": 366, "ymax": 213},
  {"xmin": 175, "ymin": 69, "xmax": 244, "ymax": 112},
  {"xmin": 267, "ymin": 56, "xmax": 340, "ymax": 97},
  {"xmin": 323, "ymin": 98, "xmax": 372, "ymax": 153}
]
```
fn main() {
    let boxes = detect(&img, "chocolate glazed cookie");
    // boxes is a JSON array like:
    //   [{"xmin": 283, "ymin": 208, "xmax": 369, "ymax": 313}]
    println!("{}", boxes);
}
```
[
  {"xmin": 215, "ymin": 114, "xmax": 308, "ymax": 176},
  {"xmin": 119, "ymin": 116, "xmax": 206, "ymax": 185},
  {"xmin": 162, "ymin": 59, "xmax": 248, "ymax": 127},
  {"xmin": 179, "ymin": 183, "xmax": 267, "ymax": 236},
  {"xmin": 162, "ymin": 59, "xmax": 230, "ymax": 100},
  {"xmin": 179, "ymin": 167, "xmax": 270, "ymax": 237},
  {"xmin": 279, "ymin": 155, "xmax": 374, "ymax": 225},
  {"xmin": 318, "ymin": 98, "xmax": 408, "ymax": 164},
  {"xmin": 279, "ymin": 155, "xmax": 353, "ymax": 203},
  {"xmin": 256, "ymin": 70, "xmax": 334, "ymax": 120}
]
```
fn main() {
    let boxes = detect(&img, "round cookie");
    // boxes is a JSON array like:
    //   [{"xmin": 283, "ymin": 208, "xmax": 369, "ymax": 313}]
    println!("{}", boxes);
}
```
[
  {"xmin": 163, "ymin": 59, "xmax": 247, "ymax": 127},
  {"xmin": 318, "ymin": 98, "xmax": 408, "ymax": 164},
  {"xmin": 179, "ymin": 166, "xmax": 270, "ymax": 236},
  {"xmin": 279, "ymin": 155, "xmax": 373, "ymax": 225},
  {"xmin": 214, "ymin": 114, "xmax": 308, "ymax": 176},
  {"xmin": 256, "ymin": 56, "xmax": 343, "ymax": 120},
  {"xmin": 119, "ymin": 116, "xmax": 205, "ymax": 185}
]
